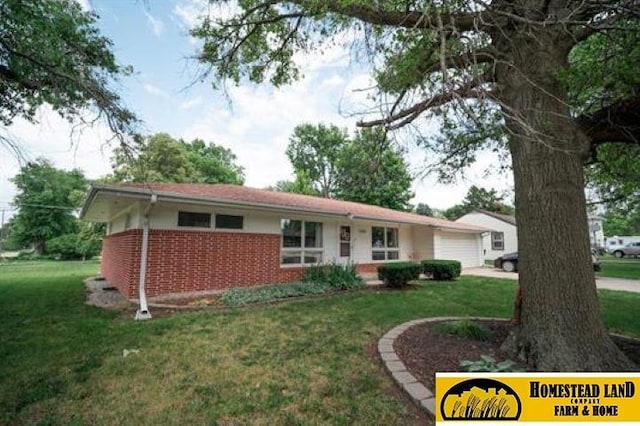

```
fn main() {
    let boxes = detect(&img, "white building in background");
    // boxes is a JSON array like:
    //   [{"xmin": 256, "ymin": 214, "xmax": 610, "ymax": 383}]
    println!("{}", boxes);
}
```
[
  {"xmin": 587, "ymin": 216, "xmax": 605, "ymax": 249},
  {"xmin": 456, "ymin": 210, "xmax": 517, "ymax": 260}
]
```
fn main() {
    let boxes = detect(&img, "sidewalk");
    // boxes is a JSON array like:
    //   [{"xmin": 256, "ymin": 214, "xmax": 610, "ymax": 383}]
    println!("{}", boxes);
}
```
[{"xmin": 462, "ymin": 267, "xmax": 640, "ymax": 294}]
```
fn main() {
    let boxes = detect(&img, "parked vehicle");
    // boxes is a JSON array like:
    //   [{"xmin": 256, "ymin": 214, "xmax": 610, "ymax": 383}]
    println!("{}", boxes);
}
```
[
  {"xmin": 494, "ymin": 251, "xmax": 601, "ymax": 272},
  {"xmin": 612, "ymin": 242, "xmax": 640, "ymax": 258}
]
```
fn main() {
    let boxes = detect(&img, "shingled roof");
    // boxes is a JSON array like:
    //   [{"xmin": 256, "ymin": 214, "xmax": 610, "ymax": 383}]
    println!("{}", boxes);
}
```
[
  {"xmin": 84, "ymin": 182, "xmax": 488, "ymax": 232},
  {"xmin": 473, "ymin": 209, "xmax": 517, "ymax": 226}
]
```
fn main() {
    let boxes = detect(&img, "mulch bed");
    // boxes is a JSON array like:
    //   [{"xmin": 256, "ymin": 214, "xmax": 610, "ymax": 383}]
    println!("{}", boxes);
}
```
[{"xmin": 394, "ymin": 319, "xmax": 640, "ymax": 393}]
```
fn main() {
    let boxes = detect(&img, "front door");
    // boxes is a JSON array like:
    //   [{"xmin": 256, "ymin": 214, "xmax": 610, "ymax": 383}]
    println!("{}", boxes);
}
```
[{"xmin": 339, "ymin": 225, "xmax": 352, "ymax": 263}]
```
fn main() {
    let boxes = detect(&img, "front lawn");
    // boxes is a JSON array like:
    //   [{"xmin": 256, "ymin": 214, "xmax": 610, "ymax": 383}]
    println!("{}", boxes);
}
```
[
  {"xmin": 1, "ymin": 261, "xmax": 639, "ymax": 424},
  {"xmin": 598, "ymin": 258, "xmax": 640, "ymax": 280}
]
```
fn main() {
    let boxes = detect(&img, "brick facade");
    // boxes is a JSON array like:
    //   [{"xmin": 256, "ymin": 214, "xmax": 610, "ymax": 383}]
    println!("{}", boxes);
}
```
[
  {"xmin": 101, "ymin": 229, "xmax": 142, "ymax": 298},
  {"xmin": 101, "ymin": 229, "xmax": 380, "ymax": 298}
]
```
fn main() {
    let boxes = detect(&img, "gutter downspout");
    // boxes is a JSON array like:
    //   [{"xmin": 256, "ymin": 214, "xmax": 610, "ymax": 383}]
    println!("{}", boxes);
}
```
[{"xmin": 135, "ymin": 194, "xmax": 157, "ymax": 321}]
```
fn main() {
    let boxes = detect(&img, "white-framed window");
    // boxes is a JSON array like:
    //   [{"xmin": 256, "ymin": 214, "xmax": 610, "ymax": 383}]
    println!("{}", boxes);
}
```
[
  {"xmin": 491, "ymin": 232, "xmax": 504, "ymax": 251},
  {"xmin": 281, "ymin": 219, "xmax": 323, "ymax": 265},
  {"xmin": 371, "ymin": 226, "xmax": 399, "ymax": 261}
]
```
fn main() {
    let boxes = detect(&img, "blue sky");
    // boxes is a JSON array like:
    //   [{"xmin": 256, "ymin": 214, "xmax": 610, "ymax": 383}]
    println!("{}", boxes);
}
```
[{"xmin": 0, "ymin": 0, "xmax": 513, "ymax": 219}]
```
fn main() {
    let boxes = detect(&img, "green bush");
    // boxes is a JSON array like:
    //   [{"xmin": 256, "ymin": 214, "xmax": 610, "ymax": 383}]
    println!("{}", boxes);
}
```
[
  {"xmin": 46, "ymin": 233, "xmax": 101, "ymax": 260},
  {"xmin": 221, "ymin": 282, "xmax": 332, "ymax": 307},
  {"xmin": 436, "ymin": 320, "xmax": 491, "ymax": 341},
  {"xmin": 377, "ymin": 262, "xmax": 421, "ymax": 288},
  {"xmin": 421, "ymin": 259, "xmax": 461, "ymax": 280},
  {"xmin": 302, "ymin": 262, "xmax": 363, "ymax": 290}
]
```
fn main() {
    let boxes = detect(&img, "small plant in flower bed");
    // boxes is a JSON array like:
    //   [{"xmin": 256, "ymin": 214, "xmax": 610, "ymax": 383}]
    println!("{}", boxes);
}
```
[
  {"xmin": 377, "ymin": 262, "xmax": 421, "ymax": 288},
  {"xmin": 437, "ymin": 320, "xmax": 492, "ymax": 342},
  {"xmin": 221, "ymin": 282, "xmax": 332, "ymax": 307},
  {"xmin": 421, "ymin": 259, "xmax": 461, "ymax": 280},
  {"xmin": 302, "ymin": 262, "xmax": 363, "ymax": 290},
  {"xmin": 460, "ymin": 355, "xmax": 525, "ymax": 372}
]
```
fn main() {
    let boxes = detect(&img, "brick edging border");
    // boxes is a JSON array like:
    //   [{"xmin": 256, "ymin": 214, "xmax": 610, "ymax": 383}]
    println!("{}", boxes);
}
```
[{"xmin": 377, "ymin": 316, "xmax": 508, "ymax": 416}]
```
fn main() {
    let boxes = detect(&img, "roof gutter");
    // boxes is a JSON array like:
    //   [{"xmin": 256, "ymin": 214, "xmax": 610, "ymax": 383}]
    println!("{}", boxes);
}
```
[
  {"xmin": 86, "ymin": 184, "xmax": 488, "ymax": 233},
  {"xmin": 134, "ymin": 193, "xmax": 157, "ymax": 321}
]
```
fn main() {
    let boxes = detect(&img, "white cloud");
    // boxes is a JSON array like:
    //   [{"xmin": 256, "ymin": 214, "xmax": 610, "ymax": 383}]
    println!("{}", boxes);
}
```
[
  {"xmin": 143, "ymin": 83, "xmax": 170, "ymax": 99},
  {"xmin": 75, "ymin": 0, "xmax": 91, "ymax": 12},
  {"xmin": 179, "ymin": 96, "xmax": 203, "ymax": 110},
  {"xmin": 144, "ymin": 10, "xmax": 165, "ymax": 36},
  {"xmin": 1, "ymin": 107, "xmax": 117, "ymax": 220},
  {"xmin": 173, "ymin": 0, "xmax": 209, "ymax": 29}
]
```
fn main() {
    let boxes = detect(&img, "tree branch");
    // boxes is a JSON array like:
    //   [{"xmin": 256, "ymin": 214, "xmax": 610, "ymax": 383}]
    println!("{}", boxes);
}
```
[
  {"xmin": 577, "ymin": 91, "xmax": 640, "ymax": 146},
  {"xmin": 293, "ymin": 0, "xmax": 487, "ymax": 32}
]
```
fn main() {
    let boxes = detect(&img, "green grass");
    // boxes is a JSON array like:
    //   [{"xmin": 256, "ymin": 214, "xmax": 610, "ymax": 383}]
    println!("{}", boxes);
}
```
[
  {"xmin": 1, "ymin": 261, "xmax": 640, "ymax": 424},
  {"xmin": 598, "ymin": 258, "xmax": 640, "ymax": 279}
]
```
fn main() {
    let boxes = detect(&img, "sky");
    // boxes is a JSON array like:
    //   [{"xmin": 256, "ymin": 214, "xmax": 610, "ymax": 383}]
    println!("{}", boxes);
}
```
[{"xmin": 0, "ymin": 0, "xmax": 514, "ymax": 221}]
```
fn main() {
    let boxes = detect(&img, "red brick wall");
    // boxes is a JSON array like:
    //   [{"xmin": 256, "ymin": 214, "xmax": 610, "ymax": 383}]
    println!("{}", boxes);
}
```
[
  {"xmin": 356, "ymin": 263, "xmax": 379, "ymax": 273},
  {"xmin": 101, "ymin": 229, "xmax": 380, "ymax": 298},
  {"xmin": 142, "ymin": 230, "xmax": 307, "ymax": 297},
  {"xmin": 101, "ymin": 230, "xmax": 141, "ymax": 298}
]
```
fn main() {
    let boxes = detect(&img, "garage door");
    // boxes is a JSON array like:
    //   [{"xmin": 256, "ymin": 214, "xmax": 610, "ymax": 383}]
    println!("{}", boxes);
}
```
[{"xmin": 437, "ymin": 231, "xmax": 483, "ymax": 268}]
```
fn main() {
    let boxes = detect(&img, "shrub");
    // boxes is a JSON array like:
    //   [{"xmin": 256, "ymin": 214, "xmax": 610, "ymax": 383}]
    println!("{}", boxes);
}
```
[
  {"xmin": 46, "ymin": 233, "xmax": 101, "ymax": 260},
  {"xmin": 221, "ymin": 281, "xmax": 332, "ymax": 307},
  {"xmin": 302, "ymin": 262, "xmax": 363, "ymax": 290},
  {"xmin": 421, "ymin": 259, "xmax": 461, "ymax": 280},
  {"xmin": 377, "ymin": 262, "xmax": 421, "ymax": 288},
  {"xmin": 460, "ymin": 355, "xmax": 525, "ymax": 372},
  {"xmin": 436, "ymin": 320, "xmax": 491, "ymax": 341}
]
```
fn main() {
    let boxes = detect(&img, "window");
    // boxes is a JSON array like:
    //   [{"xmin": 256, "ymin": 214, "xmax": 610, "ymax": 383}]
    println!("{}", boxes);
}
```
[
  {"xmin": 372, "ymin": 226, "xmax": 399, "ymax": 261},
  {"xmin": 215, "ymin": 214, "xmax": 243, "ymax": 229},
  {"xmin": 178, "ymin": 211, "xmax": 211, "ymax": 228},
  {"xmin": 491, "ymin": 232, "xmax": 504, "ymax": 251},
  {"xmin": 281, "ymin": 219, "xmax": 323, "ymax": 265}
]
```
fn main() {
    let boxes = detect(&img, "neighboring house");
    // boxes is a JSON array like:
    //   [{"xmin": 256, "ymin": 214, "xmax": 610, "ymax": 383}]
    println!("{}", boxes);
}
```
[
  {"xmin": 81, "ymin": 183, "xmax": 487, "ymax": 302},
  {"xmin": 455, "ymin": 210, "xmax": 517, "ymax": 260}
]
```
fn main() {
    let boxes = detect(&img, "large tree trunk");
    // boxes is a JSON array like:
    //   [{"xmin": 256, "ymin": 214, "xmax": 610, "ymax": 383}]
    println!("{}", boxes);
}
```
[{"xmin": 495, "ymin": 26, "xmax": 635, "ymax": 371}]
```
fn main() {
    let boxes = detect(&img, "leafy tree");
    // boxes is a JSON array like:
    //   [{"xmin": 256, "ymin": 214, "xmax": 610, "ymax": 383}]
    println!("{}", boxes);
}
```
[
  {"xmin": 10, "ymin": 160, "xmax": 87, "ymax": 254},
  {"xmin": 443, "ymin": 186, "xmax": 515, "ymax": 220},
  {"xmin": 271, "ymin": 171, "xmax": 319, "ymax": 196},
  {"xmin": 285, "ymin": 124, "xmax": 348, "ymax": 197},
  {"xmin": 603, "ymin": 211, "xmax": 640, "ymax": 237},
  {"xmin": 334, "ymin": 128, "xmax": 413, "ymax": 210},
  {"xmin": 415, "ymin": 203, "xmax": 433, "ymax": 217},
  {"xmin": 0, "ymin": 0, "xmax": 137, "ymax": 150},
  {"xmin": 110, "ymin": 133, "xmax": 245, "ymax": 184},
  {"xmin": 283, "ymin": 124, "xmax": 413, "ymax": 210},
  {"xmin": 190, "ymin": 1, "xmax": 640, "ymax": 369}
]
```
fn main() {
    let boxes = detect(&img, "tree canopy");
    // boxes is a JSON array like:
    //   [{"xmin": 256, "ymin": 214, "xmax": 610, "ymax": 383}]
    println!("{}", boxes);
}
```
[
  {"xmin": 110, "ymin": 133, "xmax": 245, "ymax": 184},
  {"xmin": 190, "ymin": 0, "xmax": 640, "ymax": 370},
  {"xmin": 282, "ymin": 124, "xmax": 413, "ymax": 210},
  {"xmin": 442, "ymin": 186, "xmax": 514, "ymax": 220},
  {"xmin": 334, "ymin": 128, "xmax": 413, "ymax": 211},
  {"xmin": 0, "ymin": 0, "xmax": 137, "ymax": 150},
  {"xmin": 9, "ymin": 159, "xmax": 87, "ymax": 254}
]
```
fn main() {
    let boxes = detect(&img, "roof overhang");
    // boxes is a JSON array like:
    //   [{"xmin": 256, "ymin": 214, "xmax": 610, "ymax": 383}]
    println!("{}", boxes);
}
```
[{"xmin": 81, "ymin": 183, "xmax": 490, "ymax": 233}]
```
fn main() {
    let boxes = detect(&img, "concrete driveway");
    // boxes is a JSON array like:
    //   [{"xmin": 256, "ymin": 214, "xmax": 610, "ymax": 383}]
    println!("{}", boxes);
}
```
[{"xmin": 462, "ymin": 267, "xmax": 640, "ymax": 294}]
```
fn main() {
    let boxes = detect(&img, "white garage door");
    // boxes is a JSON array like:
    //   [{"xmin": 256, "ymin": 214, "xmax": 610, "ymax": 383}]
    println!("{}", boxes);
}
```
[{"xmin": 437, "ymin": 231, "xmax": 483, "ymax": 268}]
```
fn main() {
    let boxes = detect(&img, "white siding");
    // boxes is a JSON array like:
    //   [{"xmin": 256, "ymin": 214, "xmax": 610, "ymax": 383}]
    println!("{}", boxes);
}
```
[
  {"xmin": 106, "ymin": 203, "xmax": 141, "ymax": 235},
  {"xmin": 456, "ymin": 212, "xmax": 517, "ymax": 260},
  {"xmin": 411, "ymin": 226, "xmax": 435, "ymax": 261},
  {"xmin": 435, "ymin": 230, "xmax": 483, "ymax": 268}
]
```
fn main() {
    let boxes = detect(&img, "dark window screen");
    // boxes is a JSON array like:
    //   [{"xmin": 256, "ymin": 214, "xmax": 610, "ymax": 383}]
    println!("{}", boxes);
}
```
[
  {"xmin": 178, "ymin": 211, "xmax": 211, "ymax": 227},
  {"xmin": 215, "ymin": 214, "xmax": 244, "ymax": 229}
]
